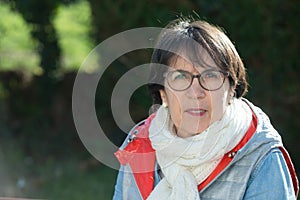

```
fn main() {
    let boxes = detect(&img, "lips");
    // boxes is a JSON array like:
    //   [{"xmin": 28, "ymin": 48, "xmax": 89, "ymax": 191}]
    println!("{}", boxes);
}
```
[{"xmin": 185, "ymin": 108, "xmax": 207, "ymax": 117}]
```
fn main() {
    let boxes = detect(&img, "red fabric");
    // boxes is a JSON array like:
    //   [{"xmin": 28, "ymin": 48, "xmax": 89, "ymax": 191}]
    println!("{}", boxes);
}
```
[
  {"xmin": 279, "ymin": 147, "xmax": 299, "ymax": 198},
  {"xmin": 198, "ymin": 112, "xmax": 258, "ymax": 191},
  {"xmin": 114, "ymin": 113, "xmax": 156, "ymax": 200}
]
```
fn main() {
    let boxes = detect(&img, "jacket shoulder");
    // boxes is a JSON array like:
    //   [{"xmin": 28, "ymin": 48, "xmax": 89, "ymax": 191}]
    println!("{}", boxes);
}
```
[
  {"xmin": 115, "ymin": 113, "xmax": 156, "ymax": 167},
  {"xmin": 119, "ymin": 112, "xmax": 156, "ymax": 150}
]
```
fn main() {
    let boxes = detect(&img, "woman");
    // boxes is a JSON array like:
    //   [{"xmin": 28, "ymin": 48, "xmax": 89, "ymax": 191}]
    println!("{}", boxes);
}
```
[{"xmin": 113, "ymin": 19, "xmax": 299, "ymax": 199}]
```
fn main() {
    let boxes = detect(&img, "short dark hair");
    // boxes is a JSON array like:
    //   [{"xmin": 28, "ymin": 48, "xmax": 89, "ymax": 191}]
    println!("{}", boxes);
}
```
[{"xmin": 148, "ymin": 19, "xmax": 248, "ymax": 105}]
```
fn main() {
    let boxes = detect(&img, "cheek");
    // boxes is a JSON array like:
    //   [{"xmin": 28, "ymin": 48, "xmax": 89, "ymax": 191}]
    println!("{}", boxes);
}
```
[
  {"xmin": 211, "ymin": 100, "xmax": 225, "ymax": 121},
  {"xmin": 210, "ymin": 85, "xmax": 230, "ymax": 120},
  {"xmin": 165, "ymin": 91, "xmax": 184, "ymax": 125}
]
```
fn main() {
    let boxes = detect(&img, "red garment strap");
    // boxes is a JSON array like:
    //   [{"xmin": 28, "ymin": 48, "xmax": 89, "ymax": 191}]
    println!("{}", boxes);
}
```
[
  {"xmin": 198, "ymin": 112, "xmax": 258, "ymax": 191},
  {"xmin": 279, "ymin": 147, "xmax": 299, "ymax": 198}
]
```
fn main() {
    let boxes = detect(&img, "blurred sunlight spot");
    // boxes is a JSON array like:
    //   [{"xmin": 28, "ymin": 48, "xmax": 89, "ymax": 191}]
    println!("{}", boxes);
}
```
[
  {"xmin": 53, "ymin": 0, "xmax": 94, "ymax": 72},
  {"xmin": 0, "ymin": 1, "xmax": 40, "ymax": 74}
]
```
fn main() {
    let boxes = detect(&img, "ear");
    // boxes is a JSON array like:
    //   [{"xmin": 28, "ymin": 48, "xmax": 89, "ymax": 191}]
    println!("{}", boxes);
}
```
[{"xmin": 159, "ymin": 90, "xmax": 168, "ymax": 107}]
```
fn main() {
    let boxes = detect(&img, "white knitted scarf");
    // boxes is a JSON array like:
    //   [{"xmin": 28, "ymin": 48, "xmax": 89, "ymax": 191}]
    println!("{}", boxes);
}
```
[{"xmin": 147, "ymin": 98, "xmax": 252, "ymax": 200}]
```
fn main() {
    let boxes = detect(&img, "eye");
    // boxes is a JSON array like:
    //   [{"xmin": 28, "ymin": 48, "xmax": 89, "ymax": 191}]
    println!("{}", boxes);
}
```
[
  {"xmin": 171, "ymin": 71, "xmax": 189, "ymax": 80},
  {"xmin": 202, "ymin": 71, "xmax": 220, "ymax": 79}
]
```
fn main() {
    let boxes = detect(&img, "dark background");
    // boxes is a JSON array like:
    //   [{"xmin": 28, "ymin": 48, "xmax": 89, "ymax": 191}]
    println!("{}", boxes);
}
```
[{"xmin": 0, "ymin": 0, "xmax": 299, "ymax": 199}]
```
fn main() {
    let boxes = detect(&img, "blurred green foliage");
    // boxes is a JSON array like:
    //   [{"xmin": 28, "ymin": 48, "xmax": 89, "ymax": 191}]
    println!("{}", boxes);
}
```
[
  {"xmin": 0, "ymin": 0, "xmax": 93, "ymax": 72},
  {"xmin": 0, "ymin": 1, "xmax": 39, "ymax": 73},
  {"xmin": 54, "ymin": 0, "xmax": 93, "ymax": 71},
  {"xmin": 0, "ymin": 0, "xmax": 299, "ymax": 199},
  {"xmin": 8, "ymin": 0, "xmax": 61, "ymax": 80}
]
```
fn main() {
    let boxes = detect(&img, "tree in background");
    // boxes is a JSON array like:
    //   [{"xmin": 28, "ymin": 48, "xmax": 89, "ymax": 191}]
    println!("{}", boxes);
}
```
[
  {"xmin": 9, "ymin": 0, "xmax": 61, "ymax": 78},
  {"xmin": 1, "ymin": 0, "xmax": 79, "ymax": 158}
]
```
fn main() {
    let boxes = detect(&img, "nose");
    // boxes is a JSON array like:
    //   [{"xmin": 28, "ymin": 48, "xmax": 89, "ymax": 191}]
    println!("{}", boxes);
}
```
[{"xmin": 186, "ymin": 77, "xmax": 206, "ymax": 99}]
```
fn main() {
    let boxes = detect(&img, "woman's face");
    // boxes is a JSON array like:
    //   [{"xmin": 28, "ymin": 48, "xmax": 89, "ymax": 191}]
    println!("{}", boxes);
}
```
[{"xmin": 160, "ymin": 51, "xmax": 232, "ymax": 138}]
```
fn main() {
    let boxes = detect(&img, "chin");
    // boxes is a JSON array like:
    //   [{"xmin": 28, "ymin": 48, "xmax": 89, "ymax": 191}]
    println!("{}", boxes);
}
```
[
  {"xmin": 183, "ymin": 126, "xmax": 207, "ymax": 136},
  {"xmin": 181, "ymin": 121, "xmax": 208, "ymax": 134},
  {"xmin": 195, "ymin": 123, "xmax": 209, "ymax": 133}
]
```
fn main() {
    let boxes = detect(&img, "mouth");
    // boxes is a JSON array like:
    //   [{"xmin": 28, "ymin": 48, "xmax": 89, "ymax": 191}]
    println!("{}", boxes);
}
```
[{"xmin": 185, "ymin": 108, "xmax": 207, "ymax": 117}]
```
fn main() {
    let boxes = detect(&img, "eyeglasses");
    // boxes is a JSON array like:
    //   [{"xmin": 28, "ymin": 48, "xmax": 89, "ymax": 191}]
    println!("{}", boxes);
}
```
[{"xmin": 164, "ymin": 69, "xmax": 229, "ymax": 91}]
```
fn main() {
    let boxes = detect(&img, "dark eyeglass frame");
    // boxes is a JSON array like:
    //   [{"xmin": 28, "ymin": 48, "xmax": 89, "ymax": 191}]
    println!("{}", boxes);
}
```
[{"xmin": 164, "ymin": 69, "xmax": 230, "ymax": 91}]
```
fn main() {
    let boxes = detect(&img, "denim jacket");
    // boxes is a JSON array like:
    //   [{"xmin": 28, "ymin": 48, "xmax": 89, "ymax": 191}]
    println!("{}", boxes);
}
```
[{"xmin": 113, "ymin": 99, "xmax": 299, "ymax": 200}]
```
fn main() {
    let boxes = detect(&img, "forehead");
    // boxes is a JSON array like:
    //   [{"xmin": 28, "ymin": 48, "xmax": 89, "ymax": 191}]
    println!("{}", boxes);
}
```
[{"xmin": 169, "ymin": 48, "xmax": 218, "ymax": 72}]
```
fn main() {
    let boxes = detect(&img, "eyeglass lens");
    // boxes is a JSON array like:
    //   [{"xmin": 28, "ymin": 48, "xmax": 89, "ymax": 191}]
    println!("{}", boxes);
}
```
[{"xmin": 166, "ymin": 70, "xmax": 226, "ymax": 91}]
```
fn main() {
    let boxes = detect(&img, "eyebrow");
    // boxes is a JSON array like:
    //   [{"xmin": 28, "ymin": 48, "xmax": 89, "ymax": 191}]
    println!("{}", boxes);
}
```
[
  {"xmin": 169, "ymin": 68, "xmax": 221, "ymax": 74},
  {"xmin": 170, "ymin": 65, "xmax": 219, "ymax": 74},
  {"xmin": 194, "ymin": 64, "xmax": 219, "ymax": 72}
]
